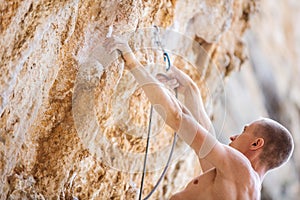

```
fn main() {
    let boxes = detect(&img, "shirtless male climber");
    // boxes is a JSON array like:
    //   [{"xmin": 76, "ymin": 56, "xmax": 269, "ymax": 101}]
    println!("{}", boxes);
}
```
[{"xmin": 103, "ymin": 36, "xmax": 294, "ymax": 200}]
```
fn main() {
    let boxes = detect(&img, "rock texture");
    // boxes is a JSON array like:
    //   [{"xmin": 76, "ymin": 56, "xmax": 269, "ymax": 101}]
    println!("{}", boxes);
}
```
[{"xmin": 1, "ymin": 0, "xmax": 298, "ymax": 199}]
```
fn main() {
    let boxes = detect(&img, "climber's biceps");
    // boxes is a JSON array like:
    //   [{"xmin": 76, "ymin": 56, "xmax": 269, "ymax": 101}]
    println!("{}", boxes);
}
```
[{"xmin": 176, "ymin": 113, "xmax": 218, "ymax": 159}]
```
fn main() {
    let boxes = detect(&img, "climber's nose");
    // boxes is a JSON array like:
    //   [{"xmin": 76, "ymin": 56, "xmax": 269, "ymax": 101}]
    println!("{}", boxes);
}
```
[{"xmin": 230, "ymin": 135, "xmax": 238, "ymax": 142}]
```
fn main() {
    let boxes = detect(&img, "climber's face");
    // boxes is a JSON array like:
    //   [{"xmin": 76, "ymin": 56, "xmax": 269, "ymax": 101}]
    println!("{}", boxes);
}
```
[{"xmin": 229, "ymin": 122, "xmax": 258, "ymax": 154}]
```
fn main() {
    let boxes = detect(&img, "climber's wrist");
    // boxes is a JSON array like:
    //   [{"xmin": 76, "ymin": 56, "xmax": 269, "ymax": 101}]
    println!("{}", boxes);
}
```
[{"xmin": 123, "ymin": 52, "xmax": 139, "ymax": 70}]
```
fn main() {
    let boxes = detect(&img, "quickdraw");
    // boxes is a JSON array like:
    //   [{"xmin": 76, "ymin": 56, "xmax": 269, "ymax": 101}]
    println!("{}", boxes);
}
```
[{"xmin": 138, "ymin": 26, "xmax": 178, "ymax": 200}]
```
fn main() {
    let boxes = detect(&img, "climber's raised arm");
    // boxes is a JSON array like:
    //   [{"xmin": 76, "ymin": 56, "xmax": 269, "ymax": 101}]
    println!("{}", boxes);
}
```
[
  {"xmin": 156, "ymin": 66, "xmax": 213, "ymax": 132},
  {"xmin": 156, "ymin": 66, "xmax": 215, "ymax": 172},
  {"xmin": 104, "ymin": 36, "xmax": 183, "ymax": 131},
  {"xmin": 103, "ymin": 36, "xmax": 235, "ymax": 177},
  {"xmin": 104, "ymin": 36, "xmax": 209, "ymax": 143}
]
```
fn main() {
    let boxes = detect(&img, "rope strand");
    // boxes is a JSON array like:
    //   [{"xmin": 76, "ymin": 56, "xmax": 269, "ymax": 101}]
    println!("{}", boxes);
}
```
[
  {"xmin": 139, "ymin": 106, "xmax": 154, "ymax": 200},
  {"xmin": 138, "ymin": 25, "xmax": 177, "ymax": 200}
]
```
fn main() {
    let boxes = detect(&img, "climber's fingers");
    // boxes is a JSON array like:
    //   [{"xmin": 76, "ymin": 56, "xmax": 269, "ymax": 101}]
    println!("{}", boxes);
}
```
[
  {"xmin": 104, "ymin": 35, "xmax": 131, "ymax": 55},
  {"xmin": 156, "ymin": 73, "xmax": 170, "ymax": 83},
  {"xmin": 166, "ymin": 78, "xmax": 180, "ymax": 89},
  {"xmin": 103, "ymin": 38, "xmax": 120, "ymax": 54},
  {"xmin": 156, "ymin": 73, "xmax": 180, "ymax": 90}
]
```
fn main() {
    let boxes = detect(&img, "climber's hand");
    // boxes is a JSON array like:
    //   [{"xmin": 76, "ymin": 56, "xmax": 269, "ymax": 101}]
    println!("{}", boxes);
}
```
[
  {"xmin": 156, "ymin": 66, "xmax": 194, "ymax": 94},
  {"xmin": 103, "ymin": 35, "xmax": 135, "ymax": 64}
]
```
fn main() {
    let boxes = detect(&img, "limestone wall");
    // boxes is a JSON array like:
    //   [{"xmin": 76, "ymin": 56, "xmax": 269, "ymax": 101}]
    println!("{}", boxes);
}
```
[{"xmin": 2, "ymin": 0, "xmax": 297, "ymax": 199}]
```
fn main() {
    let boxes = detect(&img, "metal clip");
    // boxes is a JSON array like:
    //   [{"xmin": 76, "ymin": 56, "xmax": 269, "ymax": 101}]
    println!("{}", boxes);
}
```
[{"xmin": 153, "ymin": 25, "xmax": 171, "ymax": 71}]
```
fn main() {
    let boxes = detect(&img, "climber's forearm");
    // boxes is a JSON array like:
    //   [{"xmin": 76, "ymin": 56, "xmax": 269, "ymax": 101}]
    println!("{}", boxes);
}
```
[
  {"xmin": 184, "ymin": 83, "xmax": 214, "ymax": 135},
  {"xmin": 125, "ymin": 56, "xmax": 183, "ymax": 131},
  {"xmin": 183, "ymin": 84, "xmax": 202, "ymax": 123},
  {"xmin": 183, "ymin": 83, "xmax": 216, "ymax": 172}
]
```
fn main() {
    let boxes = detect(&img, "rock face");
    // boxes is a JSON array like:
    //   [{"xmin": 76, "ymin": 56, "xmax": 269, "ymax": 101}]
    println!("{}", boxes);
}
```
[{"xmin": 0, "ymin": 0, "xmax": 298, "ymax": 199}]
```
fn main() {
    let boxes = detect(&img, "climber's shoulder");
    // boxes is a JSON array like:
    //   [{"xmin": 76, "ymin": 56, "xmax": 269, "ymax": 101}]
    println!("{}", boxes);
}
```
[{"xmin": 196, "ymin": 141, "xmax": 252, "ymax": 177}]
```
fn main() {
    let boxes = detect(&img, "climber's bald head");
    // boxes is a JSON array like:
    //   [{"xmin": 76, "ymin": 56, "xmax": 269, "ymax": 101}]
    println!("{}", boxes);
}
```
[
  {"xmin": 253, "ymin": 118, "xmax": 294, "ymax": 170},
  {"xmin": 229, "ymin": 117, "xmax": 294, "ymax": 171}
]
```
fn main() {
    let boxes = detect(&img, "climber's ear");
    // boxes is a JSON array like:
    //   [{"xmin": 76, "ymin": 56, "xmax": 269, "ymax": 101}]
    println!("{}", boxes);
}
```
[{"xmin": 250, "ymin": 138, "xmax": 264, "ymax": 150}]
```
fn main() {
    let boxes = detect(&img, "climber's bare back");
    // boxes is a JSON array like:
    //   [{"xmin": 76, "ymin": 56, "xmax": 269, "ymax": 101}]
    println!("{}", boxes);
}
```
[{"xmin": 170, "ymin": 147, "xmax": 261, "ymax": 200}]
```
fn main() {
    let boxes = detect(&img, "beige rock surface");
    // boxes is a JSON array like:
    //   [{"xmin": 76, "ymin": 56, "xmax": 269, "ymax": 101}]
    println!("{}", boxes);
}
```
[{"xmin": 3, "ymin": 0, "xmax": 297, "ymax": 199}]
